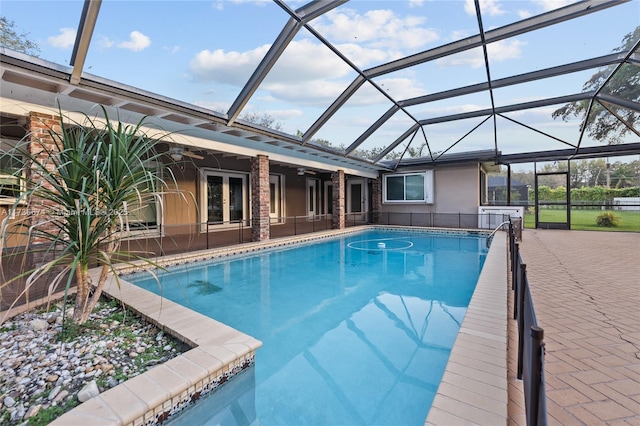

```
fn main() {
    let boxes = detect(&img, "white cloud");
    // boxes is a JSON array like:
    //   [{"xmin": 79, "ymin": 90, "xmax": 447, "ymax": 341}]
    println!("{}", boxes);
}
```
[
  {"xmin": 213, "ymin": 0, "xmax": 224, "ymax": 11},
  {"xmin": 436, "ymin": 39, "xmax": 524, "ymax": 68},
  {"xmin": 450, "ymin": 29, "xmax": 473, "ymax": 40},
  {"xmin": 374, "ymin": 77, "xmax": 426, "ymax": 100},
  {"xmin": 189, "ymin": 37, "xmax": 422, "ymax": 107},
  {"xmin": 190, "ymin": 39, "xmax": 355, "ymax": 86},
  {"xmin": 271, "ymin": 39, "xmax": 356, "ymax": 82},
  {"xmin": 425, "ymin": 103, "xmax": 492, "ymax": 116},
  {"xmin": 48, "ymin": 28, "xmax": 76, "ymax": 49},
  {"xmin": 487, "ymin": 39, "xmax": 525, "ymax": 61},
  {"xmin": 261, "ymin": 79, "xmax": 352, "ymax": 106},
  {"xmin": 464, "ymin": 0, "xmax": 506, "ymax": 16},
  {"xmin": 229, "ymin": 0, "xmax": 271, "ymax": 5},
  {"xmin": 97, "ymin": 35, "xmax": 115, "ymax": 49},
  {"xmin": 531, "ymin": 0, "xmax": 574, "ymax": 12},
  {"xmin": 190, "ymin": 43, "xmax": 272, "ymax": 86},
  {"xmin": 117, "ymin": 31, "xmax": 151, "ymax": 52},
  {"xmin": 517, "ymin": 9, "xmax": 533, "ymax": 19},
  {"xmin": 312, "ymin": 8, "xmax": 439, "ymax": 51}
]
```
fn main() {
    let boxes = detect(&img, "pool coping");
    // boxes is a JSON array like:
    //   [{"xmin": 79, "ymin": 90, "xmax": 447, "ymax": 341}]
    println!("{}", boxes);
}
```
[
  {"xmin": 49, "ymin": 225, "xmax": 507, "ymax": 425},
  {"xmin": 49, "ymin": 276, "xmax": 263, "ymax": 425},
  {"xmin": 426, "ymin": 230, "xmax": 509, "ymax": 425}
]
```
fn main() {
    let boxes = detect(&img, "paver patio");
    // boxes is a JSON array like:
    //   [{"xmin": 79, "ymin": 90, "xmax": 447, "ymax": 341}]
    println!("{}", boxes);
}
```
[{"xmin": 508, "ymin": 229, "xmax": 640, "ymax": 425}]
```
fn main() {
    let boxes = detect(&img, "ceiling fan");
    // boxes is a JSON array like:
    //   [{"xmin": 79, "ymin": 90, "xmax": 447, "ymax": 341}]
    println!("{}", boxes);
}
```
[
  {"xmin": 168, "ymin": 147, "xmax": 204, "ymax": 161},
  {"xmin": 297, "ymin": 167, "xmax": 316, "ymax": 176}
]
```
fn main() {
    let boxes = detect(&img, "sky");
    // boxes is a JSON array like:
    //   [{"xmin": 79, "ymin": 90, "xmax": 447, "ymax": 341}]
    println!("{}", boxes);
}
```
[{"xmin": 1, "ymin": 0, "xmax": 639, "ymax": 162}]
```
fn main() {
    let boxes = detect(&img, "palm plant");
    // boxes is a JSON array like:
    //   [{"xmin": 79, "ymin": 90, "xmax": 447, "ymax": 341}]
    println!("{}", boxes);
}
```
[{"xmin": 1, "ymin": 105, "xmax": 174, "ymax": 325}]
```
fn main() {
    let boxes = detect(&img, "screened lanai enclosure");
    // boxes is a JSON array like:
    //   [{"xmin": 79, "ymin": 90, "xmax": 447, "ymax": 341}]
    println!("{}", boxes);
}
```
[
  {"xmin": 0, "ymin": 0, "xmax": 639, "ymax": 252},
  {"xmin": 1, "ymin": 3, "xmax": 638, "ymax": 425},
  {"xmin": 1, "ymin": 0, "xmax": 638, "ymax": 165}
]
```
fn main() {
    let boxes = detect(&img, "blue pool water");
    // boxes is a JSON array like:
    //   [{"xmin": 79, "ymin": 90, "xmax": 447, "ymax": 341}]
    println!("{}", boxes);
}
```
[{"xmin": 126, "ymin": 229, "xmax": 488, "ymax": 425}]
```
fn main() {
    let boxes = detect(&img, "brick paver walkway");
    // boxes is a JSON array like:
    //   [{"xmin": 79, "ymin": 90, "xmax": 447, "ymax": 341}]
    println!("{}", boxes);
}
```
[{"xmin": 509, "ymin": 229, "xmax": 640, "ymax": 425}]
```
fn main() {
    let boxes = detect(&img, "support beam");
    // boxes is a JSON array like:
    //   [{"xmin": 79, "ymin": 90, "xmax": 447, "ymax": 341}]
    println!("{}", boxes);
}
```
[{"xmin": 70, "ymin": 0, "xmax": 102, "ymax": 85}]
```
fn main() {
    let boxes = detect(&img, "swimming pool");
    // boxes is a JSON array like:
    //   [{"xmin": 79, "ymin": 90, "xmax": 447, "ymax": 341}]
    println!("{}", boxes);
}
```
[{"xmin": 126, "ymin": 229, "xmax": 488, "ymax": 425}]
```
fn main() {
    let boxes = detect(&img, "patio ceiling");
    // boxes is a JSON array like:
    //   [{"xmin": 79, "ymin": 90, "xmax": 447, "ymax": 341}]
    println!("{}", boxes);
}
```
[{"xmin": 1, "ymin": 0, "xmax": 638, "ymax": 174}]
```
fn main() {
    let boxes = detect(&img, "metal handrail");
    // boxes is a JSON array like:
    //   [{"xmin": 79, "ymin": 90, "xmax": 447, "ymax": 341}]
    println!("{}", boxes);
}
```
[{"xmin": 486, "ymin": 220, "xmax": 510, "ymax": 247}]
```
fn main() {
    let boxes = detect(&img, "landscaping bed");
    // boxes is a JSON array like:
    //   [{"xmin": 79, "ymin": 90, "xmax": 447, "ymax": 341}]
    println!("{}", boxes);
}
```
[{"xmin": 0, "ymin": 297, "xmax": 190, "ymax": 425}]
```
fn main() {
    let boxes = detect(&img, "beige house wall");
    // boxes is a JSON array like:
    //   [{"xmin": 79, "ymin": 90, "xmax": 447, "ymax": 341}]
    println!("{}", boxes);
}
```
[
  {"xmin": 380, "ymin": 164, "xmax": 481, "ymax": 214},
  {"xmin": 433, "ymin": 165, "xmax": 480, "ymax": 213}
]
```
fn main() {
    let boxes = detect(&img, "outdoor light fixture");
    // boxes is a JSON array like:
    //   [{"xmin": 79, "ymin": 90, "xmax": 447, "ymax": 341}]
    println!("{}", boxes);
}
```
[
  {"xmin": 168, "ymin": 147, "xmax": 204, "ymax": 161},
  {"xmin": 297, "ymin": 167, "xmax": 316, "ymax": 176},
  {"xmin": 169, "ymin": 148, "xmax": 183, "ymax": 161}
]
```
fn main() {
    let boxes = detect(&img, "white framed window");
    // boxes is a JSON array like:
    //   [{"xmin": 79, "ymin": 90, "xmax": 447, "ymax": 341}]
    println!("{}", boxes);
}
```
[
  {"xmin": 200, "ymin": 169, "xmax": 249, "ymax": 227},
  {"xmin": 383, "ymin": 171, "xmax": 433, "ymax": 203},
  {"xmin": 0, "ymin": 140, "xmax": 25, "ymax": 206},
  {"xmin": 269, "ymin": 174, "xmax": 284, "ymax": 223}
]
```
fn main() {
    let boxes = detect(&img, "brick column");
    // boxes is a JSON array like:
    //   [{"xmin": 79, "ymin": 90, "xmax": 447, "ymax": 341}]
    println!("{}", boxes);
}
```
[
  {"xmin": 370, "ymin": 176, "xmax": 382, "ymax": 224},
  {"xmin": 332, "ymin": 170, "xmax": 345, "ymax": 229},
  {"xmin": 251, "ymin": 155, "xmax": 270, "ymax": 241},
  {"xmin": 26, "ymin": 112, "xmax": 62, "ymax": 268}
]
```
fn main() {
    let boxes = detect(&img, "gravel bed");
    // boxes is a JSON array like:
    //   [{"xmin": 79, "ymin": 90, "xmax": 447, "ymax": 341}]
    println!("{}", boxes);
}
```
[{"xmin": 0, "ymin": 298, "xmax": 190, "ymax": 425}]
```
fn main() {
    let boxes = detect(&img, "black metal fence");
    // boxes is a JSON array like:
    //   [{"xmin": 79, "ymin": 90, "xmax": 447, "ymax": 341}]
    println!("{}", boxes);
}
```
[
  {"xmin": 144, "ymin": 212, "xmax": 515, "ymax": 254},
  {"xmin": 509, "ymin": 220, "xmax": 547, "ymax": 425},
  {"xmin": 2, "ymin": 211, "xmax": 515, "ymax": 309}
]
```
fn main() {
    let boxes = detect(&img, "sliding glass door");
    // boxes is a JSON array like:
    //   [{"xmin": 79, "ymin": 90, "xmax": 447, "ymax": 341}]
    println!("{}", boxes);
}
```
[{"xmin": 203, "ymin": 171, "xmax": 247, "ymax": 226}]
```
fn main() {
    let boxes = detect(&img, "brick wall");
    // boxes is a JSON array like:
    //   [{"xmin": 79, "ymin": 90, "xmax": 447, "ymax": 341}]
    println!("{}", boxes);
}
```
[{"xmin": 27, "ymin": 112, "xmax": 62, "ymax": 259}]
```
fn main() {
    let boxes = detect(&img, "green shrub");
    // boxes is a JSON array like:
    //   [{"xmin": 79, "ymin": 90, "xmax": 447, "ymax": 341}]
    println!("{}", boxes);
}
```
[{"xmin": 596, "ymin": 211, "xmax": 620, "ymax": 227}]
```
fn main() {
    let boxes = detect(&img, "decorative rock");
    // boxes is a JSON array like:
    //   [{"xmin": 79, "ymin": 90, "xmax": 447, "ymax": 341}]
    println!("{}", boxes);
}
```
[
  {"xmin": 52, "ymin": 390, "xmax": 69, "ymax": 404},
  {"xmin": 0, "ymin": 300, "xmax": 187, "ymax": 423},
  {"xmin": 4, "ymin": 395, "xmax": 16, "ymax": 408},
  {"xmin": 24, "ymin": 404, "xmax": 41, "ymax": 419},
  {"xmin": 77, "ymin": 380, "xmax": 99, "ymax": 402},
  {"xmin": 29, "ymin": 319, "xmax": 49, "ymax": 331},
  {"xmin": 48, "ymin": 386, "xmax": 62, "ymax": 401},
  {"xmin": 10, "ymin": 407, "xmax": 23, "ymax": 422}
]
